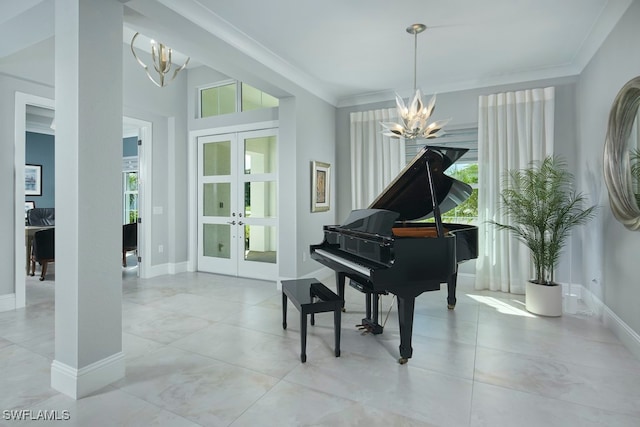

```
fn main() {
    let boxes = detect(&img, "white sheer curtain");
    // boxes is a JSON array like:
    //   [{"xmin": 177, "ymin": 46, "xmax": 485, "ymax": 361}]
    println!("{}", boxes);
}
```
[
  {"xmin": 475, "ymin": 87, "xmax": 555, "ymax": 294},
  {"xmin": 350, "ymin": 108, "xmax": 406, "ymax": 209}
]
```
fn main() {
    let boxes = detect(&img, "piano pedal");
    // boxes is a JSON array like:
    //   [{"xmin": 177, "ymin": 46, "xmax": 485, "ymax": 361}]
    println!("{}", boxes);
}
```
[{"xmin": 356, "ymin": 324, "xmax": 372, "ymax": 335}]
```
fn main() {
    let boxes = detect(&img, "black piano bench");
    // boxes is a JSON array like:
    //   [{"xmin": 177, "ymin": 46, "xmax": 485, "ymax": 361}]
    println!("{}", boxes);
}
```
[{"xmin": 281, "ymin": 278, "xmax": 343, "ymax": 363}]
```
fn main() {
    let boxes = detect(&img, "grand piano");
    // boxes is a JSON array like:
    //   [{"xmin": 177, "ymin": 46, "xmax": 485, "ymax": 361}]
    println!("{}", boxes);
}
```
[{"xmin": 310, "ymin": 145, "xmax": 478, "ymax": 364}]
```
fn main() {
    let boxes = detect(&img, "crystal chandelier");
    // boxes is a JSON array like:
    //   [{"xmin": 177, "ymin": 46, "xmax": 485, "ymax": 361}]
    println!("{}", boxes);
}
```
[
  {"xmin": 130, "ymin": 32, "xmax": 190, "ymax": 88},
  {"xmin": 381, "ymin": 24, "xmax": 449, "ymax": 140}
]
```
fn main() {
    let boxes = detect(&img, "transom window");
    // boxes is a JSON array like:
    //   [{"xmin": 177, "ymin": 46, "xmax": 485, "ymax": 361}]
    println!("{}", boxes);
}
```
[{"xmin": 200, "ymin": 81, "xmax": 279, "ymax": 118}]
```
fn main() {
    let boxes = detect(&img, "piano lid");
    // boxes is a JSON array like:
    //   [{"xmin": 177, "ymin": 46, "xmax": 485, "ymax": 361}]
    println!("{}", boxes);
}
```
[
  {"xmin": 337, "ymin": 208, "xmax": 399, "ymax": 237},
  {"xmin": 368, "ymin": 146, "xmax": 472, "ymax": 221}
]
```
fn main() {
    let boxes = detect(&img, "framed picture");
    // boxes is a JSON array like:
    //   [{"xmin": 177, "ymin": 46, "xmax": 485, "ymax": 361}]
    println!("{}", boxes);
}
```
[
  {"xmin": 25, "ymin": 164, "xmax": 42, "ymax": 196},
  {"xmin": 311, "ymin": 161, "xmax": 331, "ymax": 212},
  {"xmin": 25, "ymin": 201, "xmax": 35, "ymax": 220}
]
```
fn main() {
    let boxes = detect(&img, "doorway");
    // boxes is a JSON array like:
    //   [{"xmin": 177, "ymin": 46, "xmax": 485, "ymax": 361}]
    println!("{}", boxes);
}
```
[
  {"xmin": 14, "ymin": 92, "xmax": 152, "ymax": 308},
  {"xmin": 197, "ymin": 129, "xmax": 278, "ymax": 280}
]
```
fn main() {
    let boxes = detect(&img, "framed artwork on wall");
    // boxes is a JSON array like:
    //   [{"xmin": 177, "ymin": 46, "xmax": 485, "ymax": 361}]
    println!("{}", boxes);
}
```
[
  {"xmin": 25, "ymin": 164, "xmax": 42, "ymax": 196},
  {"xmin": 311, "ymin": 161, "xmax": 330, "ymax": 212}
]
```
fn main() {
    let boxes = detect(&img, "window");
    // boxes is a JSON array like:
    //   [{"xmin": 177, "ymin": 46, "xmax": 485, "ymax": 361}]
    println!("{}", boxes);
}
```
[
  {"xmin": 200, "ymin": 81, "xmax": 278, "ymax": 118},
  {"xmin": 123, "ymin": 171, "xmax": 138, "ymax": 225},
  {"xmin": 405, "ymin": 126, "xmax": 478, "ymax": 224},
  {"xmin": 122, "ymin": 156, "xmax": 138, "ymax": 225},
  {"xmin": 444, "ymin": 162, "xmax": 478, "ymax": 223},
  {"xmin": 241, "ymin": 83, "xmax": 279, "ymax": 111},
  {"xmin": 201, "ymin": 82, "xmax": 237, "ymax": 118}
]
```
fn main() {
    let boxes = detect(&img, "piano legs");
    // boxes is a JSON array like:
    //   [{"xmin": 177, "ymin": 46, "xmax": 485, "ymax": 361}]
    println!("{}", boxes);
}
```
[
  {"xmin": 336, "ymin": 272, "xmax": 346, "ymax": 311},
  {"xmin": 447, "ymin": 271, "xmax": 458, "ymax": 309},
  {"xmin": 396, "ymin": 295, "xmax": 415, "ymax": 364},
  {"xmin": 335, "ymin": 272, "xmax": 458, "ymax": 364}
]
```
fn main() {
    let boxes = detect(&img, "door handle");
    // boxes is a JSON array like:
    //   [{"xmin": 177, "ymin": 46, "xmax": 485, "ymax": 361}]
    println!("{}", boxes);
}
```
[
  {"xmin": 227, "ymin": 220, "xmax": 236, "ymax": 225},
  {"xmin": 238, "ymin": 221, "xmax": 244, "ymax": 225}
]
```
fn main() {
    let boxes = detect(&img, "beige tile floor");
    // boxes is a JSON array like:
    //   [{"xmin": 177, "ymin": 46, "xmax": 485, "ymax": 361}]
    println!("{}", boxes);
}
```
[{"xmin": 1, "ymin": 264, "xmax": 640, "ymax": 426}]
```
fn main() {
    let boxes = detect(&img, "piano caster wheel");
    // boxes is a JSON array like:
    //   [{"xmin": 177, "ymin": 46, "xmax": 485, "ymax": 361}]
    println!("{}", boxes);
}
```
[
  {"xmin": 447, "ymin": 304, "xmax": 455, "ymax": 310},
  {"xmin": 398, "ymin": 357, "xmax": 409, "ymax": 365}
]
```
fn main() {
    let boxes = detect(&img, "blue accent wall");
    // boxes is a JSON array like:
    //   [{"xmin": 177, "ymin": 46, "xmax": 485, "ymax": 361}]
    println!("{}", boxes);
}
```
[
  {"xmin": 123, "ymin": 136, "xmax": 138, "ymax": 157},
  {"xmin": 25, "ymin": 133, "xmax": 138, "ymax": 210},
  {"xmin": 25, "ymin": 132, "xmax": 55, "ymax": 208}
]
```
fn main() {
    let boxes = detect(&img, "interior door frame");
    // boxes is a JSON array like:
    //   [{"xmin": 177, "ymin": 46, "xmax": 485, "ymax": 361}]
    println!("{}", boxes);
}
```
[
  {"xmin": 13, "ymin": 92, "xmax": 54, "ymax": 308},
  {"xmin": 188, "ymin": 120, "xmax": 279, "ymax": 274},
  {"xmin": 122, "ymin": 116, "xmax": 152, "ymax": 279}
]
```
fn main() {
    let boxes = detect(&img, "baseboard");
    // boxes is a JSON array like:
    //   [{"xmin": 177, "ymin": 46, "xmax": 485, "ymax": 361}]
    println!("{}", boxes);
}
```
[
  {"xmin": 0, "ymin": 293, "xmax": 16, "ymax": 312},
  {"xmin": 168, "ymin": 261, "xmax": 188, "ymax": 275},
  {"xmin": 577, "ymin": 284, "xmax": 640, "ymax": 362},
  {"xmin": 51, "ymin": 352, "xmax": 125, "ymax": 399},
  {"xmin": 145, "ymin": 261, "xmax": 188, "ymax": 278}
]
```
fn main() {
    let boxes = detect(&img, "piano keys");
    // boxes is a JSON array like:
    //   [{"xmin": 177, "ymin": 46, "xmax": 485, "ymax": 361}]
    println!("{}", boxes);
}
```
[{"xmin": 310, "ymin": 146, "xmax": 478, "ymax": 364}]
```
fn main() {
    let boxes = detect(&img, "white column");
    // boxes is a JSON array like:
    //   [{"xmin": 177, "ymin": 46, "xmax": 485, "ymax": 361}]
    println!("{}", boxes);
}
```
[{"xmin": 52, "ymin": 0, "xmax": 124, "ymax": 399}]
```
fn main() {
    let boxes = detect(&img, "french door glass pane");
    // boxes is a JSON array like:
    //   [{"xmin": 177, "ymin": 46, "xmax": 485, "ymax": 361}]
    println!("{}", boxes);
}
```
[
  {"xmin": 203, "ymin": 141, "xmax": 231, "ymax": 176},
  {"xmin": 203, "ymin": 224, "xmax": 231, "ymax": 259},
  {"xmin": 244, "ymin": 136, "xmax": 276, "ymax": 174},
  {"xmin": 203, "ymin": 183, "xmax": 231, "ymax": 217},
  {"xmin": 244, "ymin": 225, "xmax": 276, "ymax": 263},
  {"xmin": 243, "ymin": 181, "xmax": 276, "ymax": 218}
]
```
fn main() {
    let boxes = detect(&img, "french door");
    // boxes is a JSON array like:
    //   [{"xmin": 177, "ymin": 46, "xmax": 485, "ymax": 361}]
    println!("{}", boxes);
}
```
[{"xmin": 197, "ymin": 129, "xmax": 278, "ymax": 279}]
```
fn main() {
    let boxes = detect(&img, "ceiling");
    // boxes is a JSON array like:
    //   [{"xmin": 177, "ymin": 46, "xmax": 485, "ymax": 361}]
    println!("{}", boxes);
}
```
[
  {"xmin": 151, "ymin": 0, "xmax": 633, "ymax": 106},
  {"xmin": 2, "ymin": 0, "xmax": 633, "ymax": 110}
]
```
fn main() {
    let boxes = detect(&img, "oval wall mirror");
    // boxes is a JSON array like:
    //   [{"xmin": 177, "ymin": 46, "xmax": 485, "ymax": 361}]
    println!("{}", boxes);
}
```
[{"xmin": 604, "ymin": 76, "xmax": 640, "ymax": 231}]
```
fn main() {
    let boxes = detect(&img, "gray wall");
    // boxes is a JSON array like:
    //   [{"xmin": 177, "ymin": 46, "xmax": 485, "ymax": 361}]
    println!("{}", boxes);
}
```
[
  {"xmin": 576, "ymin": 1, "xmax": 640, "ymax": 337},
  {"xmin": 122, "ymin": 43, "xmax": 189, "ymax": 269}
]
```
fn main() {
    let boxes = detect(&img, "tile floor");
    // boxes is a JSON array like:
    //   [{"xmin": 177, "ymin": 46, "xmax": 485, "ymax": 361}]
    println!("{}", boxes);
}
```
[{"xmin": 1, "ymin": 265, "xmax": 640, "ymax": 426}]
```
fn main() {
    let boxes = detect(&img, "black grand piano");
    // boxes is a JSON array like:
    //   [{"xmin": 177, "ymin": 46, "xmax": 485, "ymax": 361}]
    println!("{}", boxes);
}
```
[{"xmin": 310, "ymin": 146, "xmax": 478, "ymax": 364}]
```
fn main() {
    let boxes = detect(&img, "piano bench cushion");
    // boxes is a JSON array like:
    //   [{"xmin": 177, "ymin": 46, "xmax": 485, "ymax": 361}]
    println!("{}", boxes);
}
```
[{"xmin": 281, "ymin": 278, "xmax": 342, "ymax": 363}]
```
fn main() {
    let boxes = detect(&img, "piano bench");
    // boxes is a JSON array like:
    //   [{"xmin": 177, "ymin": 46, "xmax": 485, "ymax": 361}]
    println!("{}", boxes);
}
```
[{"xmin": 281, "ymin": 278, "xmax": 343, "ymax": 363}]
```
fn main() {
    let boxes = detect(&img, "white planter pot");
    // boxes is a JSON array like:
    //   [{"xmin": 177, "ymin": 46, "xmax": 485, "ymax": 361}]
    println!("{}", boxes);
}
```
[{"xmin": 525, "ymin": 281, "xmax": 562, "ymax": 317}]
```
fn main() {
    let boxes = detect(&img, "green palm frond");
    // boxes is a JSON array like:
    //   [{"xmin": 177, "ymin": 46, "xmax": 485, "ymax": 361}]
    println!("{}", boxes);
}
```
[{"xmin": 489, "ymin": 156, "xmax": 597, "ymax": 285}]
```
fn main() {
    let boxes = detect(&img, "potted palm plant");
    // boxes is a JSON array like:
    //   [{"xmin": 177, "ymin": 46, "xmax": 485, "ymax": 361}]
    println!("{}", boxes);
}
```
[{"xmin": 491, "ymin": 156, "xmax": 596, "ymax": 316}]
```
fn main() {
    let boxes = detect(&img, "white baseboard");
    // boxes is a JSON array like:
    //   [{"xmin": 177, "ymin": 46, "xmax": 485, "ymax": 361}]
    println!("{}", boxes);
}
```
[
  {"xmin": 0, "ymin": 293, "xmax": 16, "ymax": 312},
  {"xmin": 51, "ymin": 352, "xmax": 125, "ymax": 399},
  {"xmin": 576, "ymin": 284, "xmax": 640, "ymax": 362},
  {"xmin": 168, "ymin": 261, "xmax": 189, "ymax": 275},
  {"xmin": 144, "ymin": 262, "xmax": 188, "ymax": 279}
]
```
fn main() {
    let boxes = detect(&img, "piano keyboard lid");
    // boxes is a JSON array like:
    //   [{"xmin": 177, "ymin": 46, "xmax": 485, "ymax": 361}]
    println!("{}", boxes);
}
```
[{"xmin": 368, "ymin": 146, "xmax": 472, "ymax": 221}]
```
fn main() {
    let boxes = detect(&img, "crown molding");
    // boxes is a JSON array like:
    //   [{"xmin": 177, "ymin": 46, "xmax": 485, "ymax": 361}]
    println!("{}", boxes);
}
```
[{"xmin": 155, "ymin": 0, "xmax": 338, "ymax": 105}]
